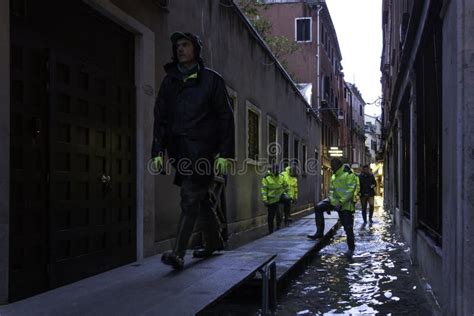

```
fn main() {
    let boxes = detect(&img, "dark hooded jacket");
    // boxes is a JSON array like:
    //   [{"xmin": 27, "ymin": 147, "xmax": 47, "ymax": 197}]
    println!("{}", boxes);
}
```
[
  {"xmin": 151, "ymin": 61, "xmax": 234, "ymax": 184},
  {"xmin": 358, "ymin": 171, "xmax": 376, "ymax": 197}
]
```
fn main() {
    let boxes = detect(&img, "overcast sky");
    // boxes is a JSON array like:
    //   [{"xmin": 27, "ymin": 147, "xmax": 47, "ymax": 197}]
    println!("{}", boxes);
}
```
[{"xmin": 326, "ymin": 0, "xmax": 383, "ymax": 117}]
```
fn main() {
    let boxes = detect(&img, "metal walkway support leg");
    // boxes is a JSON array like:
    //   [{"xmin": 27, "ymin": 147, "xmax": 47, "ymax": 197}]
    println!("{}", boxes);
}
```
[
  {"xmin": 258, "ymin": 258, "xmax": 276, "ymax": 315},
  {"xmin": 269, "ymin": 260, "xmax": 277, "ymax": 310}
]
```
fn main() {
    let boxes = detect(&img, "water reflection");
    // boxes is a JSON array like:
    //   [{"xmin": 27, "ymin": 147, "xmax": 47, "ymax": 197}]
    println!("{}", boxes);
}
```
[{"xmin": 276, "ymin": 208, "xmax": 433, "ymax": 315}]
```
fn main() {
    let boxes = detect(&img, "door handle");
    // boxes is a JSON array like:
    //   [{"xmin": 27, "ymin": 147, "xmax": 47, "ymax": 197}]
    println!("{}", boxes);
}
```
[
  {"xmin": 100, "ymin": 174, "xmax": 112, "ymax": 195},
  {"xmin": 101, "ymin": 174, "xmax": 111, "ymax": 184}
]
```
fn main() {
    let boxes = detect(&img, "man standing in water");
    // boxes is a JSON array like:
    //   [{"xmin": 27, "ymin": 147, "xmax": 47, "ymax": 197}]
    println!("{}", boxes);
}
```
[{"xmin": 308, "ymin": 158, "xmax": 358, "ymax": 256}]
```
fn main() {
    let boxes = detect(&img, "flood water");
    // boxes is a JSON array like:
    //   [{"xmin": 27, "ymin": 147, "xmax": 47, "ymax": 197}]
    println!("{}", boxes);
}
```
[{"xmin": 276, "ymin": 207, "xmax": 436, "ymax": 315}]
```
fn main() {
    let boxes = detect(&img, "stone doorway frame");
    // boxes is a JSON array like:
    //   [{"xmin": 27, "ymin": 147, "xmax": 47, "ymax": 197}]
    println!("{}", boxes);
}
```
[{"xmin": 0, "ymin": 0, "xmax": 156, "ymax": 303}]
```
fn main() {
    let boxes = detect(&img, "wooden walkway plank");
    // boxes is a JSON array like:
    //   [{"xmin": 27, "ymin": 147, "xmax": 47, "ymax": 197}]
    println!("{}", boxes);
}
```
[
  {"xmin": 0, "ymin": 213, "xmax": 340, "ymax": 316},
  {"xmin": 0, "ymin": 252, "xmax": 276, "ymax": 316}
]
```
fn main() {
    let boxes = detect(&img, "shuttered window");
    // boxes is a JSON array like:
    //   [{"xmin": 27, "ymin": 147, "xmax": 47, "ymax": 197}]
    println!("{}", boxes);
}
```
[{"xmin": 295, "ymin": 18, "xmax": 311, "ymax": 42}]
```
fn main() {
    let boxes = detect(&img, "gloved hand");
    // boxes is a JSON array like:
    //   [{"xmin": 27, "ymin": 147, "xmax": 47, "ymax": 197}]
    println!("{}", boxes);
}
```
[
  {"xmin": 216, "ymin": 157, "xmax": 229, "ymax": 175},
  {"xmin": 326, "ymin": 209, "xmax": 331, "ymax": 215},
  {"xmin": 334, "ymin": 203, "xmax": 342, "ymax": 212},
  {"xmin": 152, "ymin": 156, "xmax": 163, "ymax": 173}
]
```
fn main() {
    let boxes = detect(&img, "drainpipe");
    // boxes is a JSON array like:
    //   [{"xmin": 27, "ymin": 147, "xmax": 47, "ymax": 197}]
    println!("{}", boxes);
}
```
[
  {"xmin": 316, "ymin": 2, "xmax": 324, "ymax": 197},
  {"xmin": 409, "ymin": 77, "xmax": 418, "ymax": 266},
  {"xmin": 316, "ymin": 3, "xmax": 323, "ymax": 111},
  {"xmin": 397, "ymin": 113, "xmax": 403, "ymax": 230},
  {"xmin": 349, "ymin": 90, "xmax": 353, "ymax": 163}
]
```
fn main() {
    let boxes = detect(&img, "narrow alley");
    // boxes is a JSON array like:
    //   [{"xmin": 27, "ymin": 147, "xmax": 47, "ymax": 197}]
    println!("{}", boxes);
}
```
[
  {"xmin": 202, "ymin": 201, "xmax": 440, "ymax": 315},
  {"xmin": 276, "ymin": 206, "xmax": 438, "ymax": 315},
  {"xmin": 2, "ymin": 0, "xmax": 474, "ymax": 314}
]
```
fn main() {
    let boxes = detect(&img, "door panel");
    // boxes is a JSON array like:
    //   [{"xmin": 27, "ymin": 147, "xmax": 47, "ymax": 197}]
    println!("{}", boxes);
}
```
[
  {"xmin": 9, "ymin": 39, "xmax": 49, "ymax": 301},
  {"xmin": 10, "ymin": 0, "xmax": 136, "ymax": 300}
]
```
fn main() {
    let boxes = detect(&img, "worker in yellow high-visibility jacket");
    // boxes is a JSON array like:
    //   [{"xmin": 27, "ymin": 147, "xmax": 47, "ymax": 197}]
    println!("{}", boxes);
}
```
[
  {"xmin": 308, "ymin": 158, "xmax": 358, "ymax": 257},
  {"xmin": 280, "ymin": 165, "xmax": 298, "ymax": 226},
  {"xmin": 261, "ymin": 164, "xmax": 287, "ymax": 233}
]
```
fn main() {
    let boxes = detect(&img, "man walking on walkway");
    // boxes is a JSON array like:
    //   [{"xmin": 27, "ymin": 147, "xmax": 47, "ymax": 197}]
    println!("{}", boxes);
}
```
[
  {"xmin": 261, "ymin": 164, "xmax": 286, "ymax": 233},
  {"xmin": 358, "ymin": 164, "xmax": 377, "ymax": 224},
  {"xmin": 151, "ymin": 31, "xmax": 234, "ymax": 270},
  {"xmin": 281, "ymin": 165, "xmax": 298, "ymax": 226},
  {"xmin": 308, "ymin": 158, "xmax": 358, "ymax": 256}
]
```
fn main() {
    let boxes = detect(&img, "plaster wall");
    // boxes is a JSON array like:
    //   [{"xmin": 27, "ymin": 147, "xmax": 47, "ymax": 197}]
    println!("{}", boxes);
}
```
[{"xmin": 108, "ymin": 0, "xmax": 321, "ymax": 254}]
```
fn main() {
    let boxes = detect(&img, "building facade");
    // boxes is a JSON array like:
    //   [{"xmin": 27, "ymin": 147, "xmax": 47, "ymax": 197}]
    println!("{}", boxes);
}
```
[
  {"xmin": 365, "ymin": 114, "xmax": 382, "ymax": 163},
  {"xmin": 0, "ymin": 0, "xmax": 321, "ymax": 302},
  {"xmin": 339, "ymin": 82, "xmax": 352, "ymax": 163},
  {"xmin": 261, "ymin": 0, "xmax": 347, "ymax": 197},
  {"xmin": 347, "ymin": 83, "xmax": 367, "ymax": 168},
  {"xmin": 381, "ymin": 0, "xmax": 474, "ymax": 313}
]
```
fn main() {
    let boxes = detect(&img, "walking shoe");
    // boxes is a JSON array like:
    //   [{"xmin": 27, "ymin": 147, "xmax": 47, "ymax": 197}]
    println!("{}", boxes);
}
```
[
  {"xmin": 192, "ymin": 248, "xmax": 219, "ymax": 258},
  {"xmin": 161, "ymin": 252, "xmax": 184, "ymax": 270},
  {"xmin": 192, "ymin": 244, "xmax": 224, "ymax": 258},
  {"xmin": 307, "ymin": 233, "xmax": 324, "ymax": 240}
]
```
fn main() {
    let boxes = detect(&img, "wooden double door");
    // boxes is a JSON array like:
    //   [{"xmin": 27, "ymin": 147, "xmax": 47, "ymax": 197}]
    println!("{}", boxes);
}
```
[{"xmin": 10, "ymin": 0, "xmax": 136, "ymax": 301}]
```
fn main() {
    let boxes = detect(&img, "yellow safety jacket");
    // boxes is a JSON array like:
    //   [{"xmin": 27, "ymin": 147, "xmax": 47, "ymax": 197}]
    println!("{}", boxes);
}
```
[
  {"xmin": 345, "ymin": 168, "xmax": 360, "ymax": 203},
  {"xmin": 329, "ymin": 166, "xmax": 358, "ymax": 212},
  {"xmin": 281, "ymin": 166, "xmax": 298, "ymax": 200},
  {"xmin": 261, "ymin": 172, "xmax": 286, "ymax": 205}
]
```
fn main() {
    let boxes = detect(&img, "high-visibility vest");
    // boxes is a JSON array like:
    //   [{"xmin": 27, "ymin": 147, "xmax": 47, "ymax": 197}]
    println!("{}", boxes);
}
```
[
  {"xmin": 329, "ymin": 166, "xmax": 358, "ymax": 212},
  {"xmin": 261, "ymin": 172, "xmax": 286, "ymax": 205},
  {"xmin": 281, "ymin": 166, "xmax": 298, "ymax": 200},
  {"xmin": 345, "ymin": 168, "xmax": 360, "ymax": 203}
]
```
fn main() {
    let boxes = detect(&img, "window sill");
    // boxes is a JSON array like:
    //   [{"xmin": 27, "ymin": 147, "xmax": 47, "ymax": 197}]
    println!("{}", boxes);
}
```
[{"xmin": 245, "ymin": 159, "xmax": 265, "ymax": 166}]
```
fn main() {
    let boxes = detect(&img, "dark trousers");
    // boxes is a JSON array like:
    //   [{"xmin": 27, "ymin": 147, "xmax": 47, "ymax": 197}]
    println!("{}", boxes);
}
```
[
  {"xmin": 267, "ymin": 202, "xmax": 282, "ymax": 233},
  {"xmin": 360, "ymin": 196, "xmax": 375, "ymax": 222},
  {"xmin": 173, "ymin": 177, "xmax": 222, "ymax": 258},
  {"xmin": 314, "ymin": 198, "xmax": 355, "ymax": 250},
  {"xmin": 282, "ymin": 199, "xmax": 292, "ymax": 223},
  {"xmin": 314, "ymin": 198, "xmax": 333, "ymax": 236},
  {"xmin": 338, "ymin": 210, "xmax": 355, "ymax": 251}
]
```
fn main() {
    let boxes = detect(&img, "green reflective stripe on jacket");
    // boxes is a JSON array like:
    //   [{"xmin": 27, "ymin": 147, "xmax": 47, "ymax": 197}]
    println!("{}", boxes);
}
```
[
  {"xmin": 353, "ymin": 173, "xmax": 360, "ymax": 202},
  {"xmin": 329, "ymin": 166, "xmax": 357, "ymax": 212},
  {"xmin": 281, "ymin": 166, "xmax": 298, "ymax": 200},
  {"xmin": 261, "ymin": 173, "xmax": 286, "ymax": 205},
  {"xmin": 183, "ymin": 72, "xmax": 198, "ymax": 82}
]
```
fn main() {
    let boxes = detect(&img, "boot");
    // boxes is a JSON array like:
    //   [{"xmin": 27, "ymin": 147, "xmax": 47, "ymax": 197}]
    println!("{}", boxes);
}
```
[
  {"xmin": 192, "ymin": 232, "xmax": 225, "ymax": 258},
  {"xmin": 344, "ymin": 249, "xmax": 354, "ymax": 258},
  {"xmin": 193, "ymin": 213, "xmax": 225, "ymax": 258},
  {"xmin": 192, "ymin": 244, "xmax": 224, "ymax": 258},
  {"xmin": 161, "ymin": 251, "xmax": 184, "ymax": 270},
  {"xmin": 173, "ymin": 211, "xmax": 199, "ymax": 258},
  {"xmin": 308, "ymin": 213, "xmax": 325, "ymax": 239}
]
